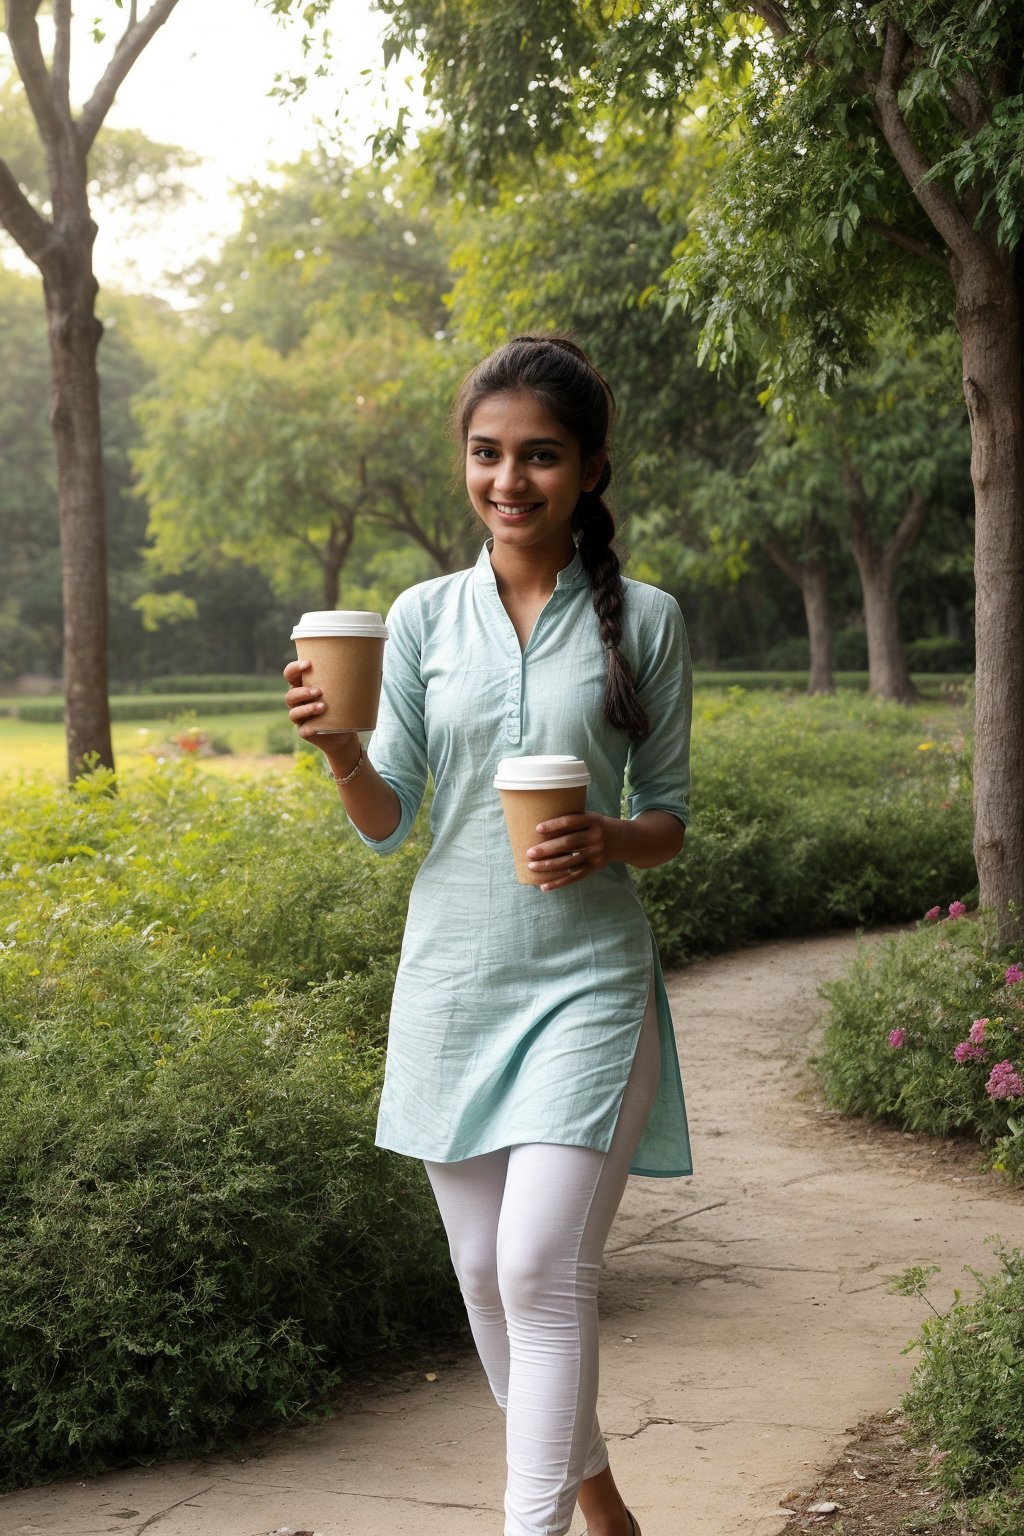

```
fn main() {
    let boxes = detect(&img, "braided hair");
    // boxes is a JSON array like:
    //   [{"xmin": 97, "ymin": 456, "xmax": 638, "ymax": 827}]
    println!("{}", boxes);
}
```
[{"xmin": 453, "ymin": 335, "xmax": 650, "ymax": 741}]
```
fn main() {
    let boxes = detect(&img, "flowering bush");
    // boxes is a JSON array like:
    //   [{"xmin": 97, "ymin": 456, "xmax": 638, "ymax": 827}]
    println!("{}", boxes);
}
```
[{"xmin": 820, "ymin": 912, "xmax": 1024, "ymax": 1181}]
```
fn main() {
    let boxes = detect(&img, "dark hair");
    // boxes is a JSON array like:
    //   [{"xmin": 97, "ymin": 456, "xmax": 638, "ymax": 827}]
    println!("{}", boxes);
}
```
[{"xmin": 454, "ymin": 334, "xmax": 649, "ymax": 741}]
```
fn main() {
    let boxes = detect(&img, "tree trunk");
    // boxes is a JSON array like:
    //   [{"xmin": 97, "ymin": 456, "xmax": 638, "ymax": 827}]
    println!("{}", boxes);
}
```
[
  {"xmin": 845, "ymin": 473, "xmax": 923, "ymax": 704},
  {"xmin": 763, "ymin": 517, "xmax": 835, "ymax": 695},
  {"xmin": 40, "ymin": 145, "xmax": 114, "ymax": 777},
  {"xmin": 956, "ymin": 254, "xmax": 1024, "ymax": 941},
  {"xmin": 322, "ymin": 511, "xmax": 357, "ymax": 607}
]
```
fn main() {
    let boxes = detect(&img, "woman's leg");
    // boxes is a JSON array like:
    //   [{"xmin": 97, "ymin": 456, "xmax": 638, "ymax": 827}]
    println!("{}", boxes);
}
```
[
  {"xmin": 496, "ymin": 995, "xmax": 661, "ymax": 1536},
  {"xmin": 424, "ymin": 1146, "xmax": 511, "ymax": 1406},
  {"xmin": 425, "ymin": 992, "xmax": 660, "ymax": 1535}
]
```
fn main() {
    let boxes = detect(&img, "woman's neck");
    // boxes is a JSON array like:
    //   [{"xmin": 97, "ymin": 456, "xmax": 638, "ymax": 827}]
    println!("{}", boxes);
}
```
[{"xmin": 488, "ymin": 537, "xmax": 576, "ymax": 603}]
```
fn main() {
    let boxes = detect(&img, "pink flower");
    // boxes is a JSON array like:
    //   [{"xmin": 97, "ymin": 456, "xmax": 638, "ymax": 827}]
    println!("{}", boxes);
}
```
[
  {"xmin": 985, "ymin": 1061, "xmax": 1024, "ymax": 1100},
  {"xmin": 953, "ymin": 1041, "xmax": 986, "ymax": 1064},
  {"xmin": 948, "ymin": 901, "xmax": 968, "ymax": 920},
  {"xmin": 1005, "ymin": 965, "xmax": 1023, "ymax": 986},
  {"xmin": 924, "ymin": 906, "xmax": 942, "ymax": 921},
  {"xmin": 969, "ymin": 1019, "xmax": 989, "ymax": 1044},
  {"xmin": 888, "ymin": 1028, "xmax": 907, "ymax": 1049}
]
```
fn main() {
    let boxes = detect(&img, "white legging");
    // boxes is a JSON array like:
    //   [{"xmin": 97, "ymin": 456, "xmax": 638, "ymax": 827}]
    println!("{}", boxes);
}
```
[{"xmin": 424, "ymin": 994, "xmax": 661, "ymax": 1536}]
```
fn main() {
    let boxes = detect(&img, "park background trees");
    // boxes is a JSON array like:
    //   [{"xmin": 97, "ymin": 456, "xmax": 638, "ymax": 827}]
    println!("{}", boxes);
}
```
[
  {"xmin": 1, "ymin": 0, "xmax": 1011, "ymax": 920},
  {"xmin": 364, "ymin": 0, "xmax": 1023, "ymax": 929}
]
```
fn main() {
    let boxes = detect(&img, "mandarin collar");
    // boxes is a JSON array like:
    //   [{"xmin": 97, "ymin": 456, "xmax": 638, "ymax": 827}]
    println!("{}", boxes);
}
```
[{"xmin": 472, "ymin": 541, "xmax": 588, "ymax": 590}]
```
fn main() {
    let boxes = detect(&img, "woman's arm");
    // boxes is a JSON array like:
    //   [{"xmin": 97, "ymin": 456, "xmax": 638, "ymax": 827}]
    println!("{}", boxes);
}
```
[{"xmin": 284, "ymin": 660, "xmax": 402, "ymax": 842}]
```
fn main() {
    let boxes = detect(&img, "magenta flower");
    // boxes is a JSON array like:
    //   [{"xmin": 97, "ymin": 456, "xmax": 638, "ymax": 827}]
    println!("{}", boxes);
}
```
[
  {"xmin": 1005, "ymin": 965, "xmax": 1023, "ymax": 986},
  {"xmin": 953, "ymin": 1041, "xmax": 986, "ymax": 1064},
  {"xmin": 924, "ymin": 906, "xmax": 942, "ymax": 921},
  {"xmin": 985, "ymin": 1061, "xmax": 1024, "ymax": 1100},
  {"xmin": 948, "ymin": 901, "xmax": 968, "ymax": 920},
  {"xmin": 969, "ymin": 1019, "xmax": 989, "ymax": 1044},
  {"xmin": 888, "ymin": 1028, "xmax": 907, "ymax": 1049}
]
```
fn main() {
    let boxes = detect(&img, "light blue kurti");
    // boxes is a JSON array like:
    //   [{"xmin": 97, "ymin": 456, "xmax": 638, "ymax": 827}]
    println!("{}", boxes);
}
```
[{"xmin": 355, "ymin": 542, "xmax": 693, "ymax": 1177}]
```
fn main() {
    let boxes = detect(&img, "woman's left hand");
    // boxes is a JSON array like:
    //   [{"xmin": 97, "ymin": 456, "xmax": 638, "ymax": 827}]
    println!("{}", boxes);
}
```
[{"xmin": 526, "ymin": 813, "xmax": 623, "ymax": 892}]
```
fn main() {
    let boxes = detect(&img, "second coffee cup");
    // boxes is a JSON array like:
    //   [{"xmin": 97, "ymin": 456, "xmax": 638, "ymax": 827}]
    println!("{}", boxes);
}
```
[
  {"xmin": 291, "ymin": 610, "xmax": 389, "ymax": 733},
  {"xmin": 493, "ymin": 755, "xmax": 591, "ymax": 886}
]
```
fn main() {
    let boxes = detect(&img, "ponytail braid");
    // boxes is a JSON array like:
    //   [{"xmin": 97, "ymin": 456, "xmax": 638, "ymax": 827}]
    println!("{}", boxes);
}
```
[
  {"xmin": 454, "ymin": 333, "xmax": 650, "ymax": 740},
  {"xmin": 574, "ymin": 467, "xmax": 650, "ymax": 742}
]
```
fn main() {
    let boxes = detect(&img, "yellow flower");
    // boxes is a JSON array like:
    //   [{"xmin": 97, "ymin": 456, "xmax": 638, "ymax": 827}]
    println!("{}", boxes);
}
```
[{"xmin": 917, "ymin": 741, "xmax": 936, "ymax": 751}]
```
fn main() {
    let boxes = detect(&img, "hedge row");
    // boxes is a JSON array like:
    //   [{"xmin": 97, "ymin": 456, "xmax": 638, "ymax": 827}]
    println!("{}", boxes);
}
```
[{"xmin": 10, "ymin": 692, "xmax": 283, "ymax": 724}]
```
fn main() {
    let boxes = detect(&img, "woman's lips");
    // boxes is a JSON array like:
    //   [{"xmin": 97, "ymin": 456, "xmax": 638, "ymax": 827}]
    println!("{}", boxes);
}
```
[{"xmin": 492, "ymin": 501, "xmax": 542, "ymax": 517}]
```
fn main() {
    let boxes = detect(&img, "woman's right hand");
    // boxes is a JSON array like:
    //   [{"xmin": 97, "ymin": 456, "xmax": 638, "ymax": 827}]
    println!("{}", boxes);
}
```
[{"xmin": 283, "ymin": 658, "xmax": 343, "ymax": 746}]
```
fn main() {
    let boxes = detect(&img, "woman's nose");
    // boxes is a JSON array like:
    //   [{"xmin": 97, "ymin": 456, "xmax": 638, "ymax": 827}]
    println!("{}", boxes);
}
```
[{"xmin": 493, "ymin": 457, "xmax": 527, "ymax": 492}]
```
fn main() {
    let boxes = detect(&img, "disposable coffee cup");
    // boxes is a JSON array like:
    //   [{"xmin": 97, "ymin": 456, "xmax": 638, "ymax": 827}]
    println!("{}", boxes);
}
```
[
  {"xmin": 493, "ymin": 755, "xmax": 591, "ymax": 886},
  {"xmin": 291, "ymin": 611, "xmax": 389, "ymax": 733}
]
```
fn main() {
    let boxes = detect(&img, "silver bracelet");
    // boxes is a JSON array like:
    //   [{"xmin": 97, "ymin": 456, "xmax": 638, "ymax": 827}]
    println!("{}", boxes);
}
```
[{"xmin": 330, "ymin": 745, "xmax": 364, "ymax": 786}]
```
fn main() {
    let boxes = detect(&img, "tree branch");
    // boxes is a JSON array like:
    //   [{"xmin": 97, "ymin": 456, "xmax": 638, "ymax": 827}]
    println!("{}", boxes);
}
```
[
  {"xmin": 864, "ymin": 217, "xmax": 949, "ymax": 271},
  {"xmin": 5, "ymin": 0, "xmax": 63, "ymax": 148},
  {"xmin": 762, "ymin": 532, "xmax": 804, "ymax": 587},
  {"xmin": 946, "ymin": 71, "xmax": 988, "ymax": 136},
  {"xmin": 746, "ymin": 1, "xmax": 791, "ymax": 44},
  {"xmin": 0, "ymin": 156, "xmax": 53, "ymax": 265},
  {"xmin": 883, "ymin": 489, "xmax": 928, "ymax": 572},
  {"xmin": 52, "ymin": 0, "xmax": 72, "ymax": 114},
  {"xmin": 78, "ymin": 0, "xmax": 183, "ymax": 152},
  {"xmin": 870, "ymin": 19, "xmax": 980, "ymax": 263}
]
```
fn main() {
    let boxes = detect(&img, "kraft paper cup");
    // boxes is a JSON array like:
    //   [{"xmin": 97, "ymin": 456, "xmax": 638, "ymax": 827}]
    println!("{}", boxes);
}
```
[
  {"xmin": 291, "ymin": 611, "xmax": 388, "ymax": 733},
  {"xmin": 493, "ymin": 756, "xmax": 591, "ymax": 886}
]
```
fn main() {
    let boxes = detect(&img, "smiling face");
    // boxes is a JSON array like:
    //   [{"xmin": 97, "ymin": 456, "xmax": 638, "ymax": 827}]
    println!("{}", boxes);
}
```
[{"xmin": 465, "ymin": 391, "xmax": 604, "ymax": 565}]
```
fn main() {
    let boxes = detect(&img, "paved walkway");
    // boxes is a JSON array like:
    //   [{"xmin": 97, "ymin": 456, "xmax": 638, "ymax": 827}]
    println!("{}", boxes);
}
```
[{"xmin": 3, "ymin": 930, "xmax": 1021, "ymax": 1536}]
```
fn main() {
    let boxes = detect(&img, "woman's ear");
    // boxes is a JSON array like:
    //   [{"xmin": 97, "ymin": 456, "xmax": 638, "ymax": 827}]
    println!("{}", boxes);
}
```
[{"xmin": 582, "ymin": 452, "xmax": 608, "ymax": 494}]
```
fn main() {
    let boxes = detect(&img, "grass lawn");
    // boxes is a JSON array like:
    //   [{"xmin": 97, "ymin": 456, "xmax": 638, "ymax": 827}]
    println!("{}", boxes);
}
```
[{"xmin": 0, "ymin": 709, "xmax": 295, "ymax": 779}]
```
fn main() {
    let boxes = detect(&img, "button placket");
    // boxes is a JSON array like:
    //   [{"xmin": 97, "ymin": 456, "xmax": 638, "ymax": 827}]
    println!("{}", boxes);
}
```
[{"xmin": 505, "ymin": 654, "xmax": 522, "ymax": 745}]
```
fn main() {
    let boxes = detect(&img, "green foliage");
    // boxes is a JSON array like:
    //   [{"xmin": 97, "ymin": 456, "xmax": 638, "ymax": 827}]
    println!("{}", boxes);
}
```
[
  {"xmin": 818, "ymin": 918, "xmax": 1024, "ymax": 1178},
  {"xmin": 635, "ymin": 688, "xmax": 975, "ymax": 964},
  {"xmin": 899, "ymin": 1245, "xmax": 1024, "ymax": 1529},
  {"xmin": 0, "ymin": 762, "xmax": 460, "ymax": 1489}
]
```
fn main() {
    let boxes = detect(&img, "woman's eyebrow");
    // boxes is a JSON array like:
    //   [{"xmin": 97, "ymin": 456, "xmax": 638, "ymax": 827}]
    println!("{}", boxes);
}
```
[{"xmin": 468, "ymin": 434, "xmax": 566, "ymax": 447}]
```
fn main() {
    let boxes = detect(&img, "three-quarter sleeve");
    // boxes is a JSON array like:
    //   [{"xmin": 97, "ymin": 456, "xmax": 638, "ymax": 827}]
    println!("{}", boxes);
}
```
[
  {"xmin": 624, "ymin": 594, "xmax": 692, "ymax": 826},
  {"xmin": 352, "ymin": 591, "xmax": 429, "ymax": 855}
]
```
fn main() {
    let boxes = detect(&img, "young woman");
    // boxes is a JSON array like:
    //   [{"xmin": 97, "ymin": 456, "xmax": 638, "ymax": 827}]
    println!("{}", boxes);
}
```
[{"xmin": 284, "ymin": 335, "xmax": 692, "ymax": 1536}]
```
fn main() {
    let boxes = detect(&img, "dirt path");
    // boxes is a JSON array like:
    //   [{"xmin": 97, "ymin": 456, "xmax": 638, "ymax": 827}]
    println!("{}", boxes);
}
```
[{"xmin": 3, "ymin": 930, "xmax": 1020, "ymax": 1536}]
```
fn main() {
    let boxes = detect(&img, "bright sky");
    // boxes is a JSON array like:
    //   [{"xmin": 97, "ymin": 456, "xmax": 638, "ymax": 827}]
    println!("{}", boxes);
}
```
[{"xmin": 16, "ymin": 0, "xmax": 422, "ymax": 301}]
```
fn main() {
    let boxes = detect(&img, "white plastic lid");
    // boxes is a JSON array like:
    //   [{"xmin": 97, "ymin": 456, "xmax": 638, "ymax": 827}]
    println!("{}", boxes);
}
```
[
  {"xmin": 493, "ymin": 754, "xmax": 591, "ymax": 790},
  {"xmin": 291, "ymin": 610, "xmax": 388, "ymax": 640}
]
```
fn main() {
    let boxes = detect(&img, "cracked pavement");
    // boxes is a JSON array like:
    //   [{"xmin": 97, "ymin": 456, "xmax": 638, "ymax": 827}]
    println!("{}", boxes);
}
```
[{"xmin": 3, "ymin": 929, "xmax": 1021, "ymax": 1536}]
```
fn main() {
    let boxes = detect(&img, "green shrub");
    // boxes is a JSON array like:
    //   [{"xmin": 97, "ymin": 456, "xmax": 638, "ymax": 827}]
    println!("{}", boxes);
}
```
[
  {"xmin": 818, "ymin": 917, "xmax": 1024, "ymax": 1178},
  {"xmin": 636, "ymin": 688, "xmax": 976, "ymax": 965},
  {"xmin": 0, "ymin": 763, "xmax": 460, "ymax": 1488},
  {"xmin": 833, "ymin": 626, "xmax": 870, "ymax": 669},
  {"xmin": 898, "ymin": 1246, "xmax": 1024, "ymax": 1532},
  {"xmin": 907, "ymin": 634, "xmax": 976, "ymax": 672}
]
